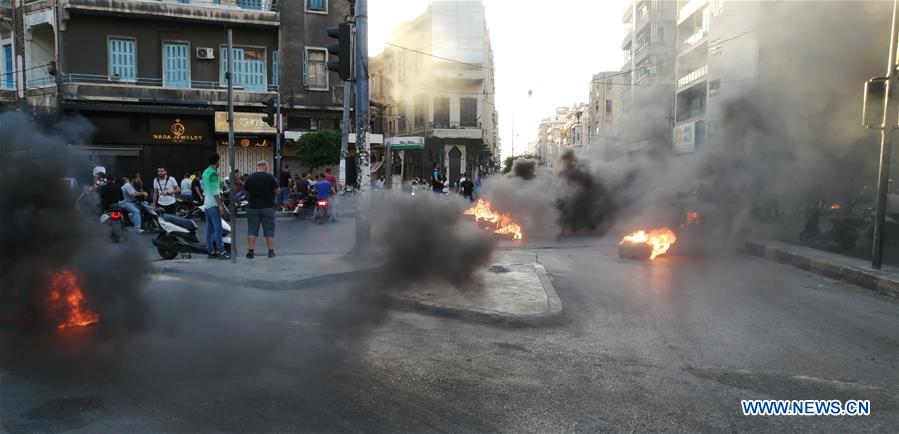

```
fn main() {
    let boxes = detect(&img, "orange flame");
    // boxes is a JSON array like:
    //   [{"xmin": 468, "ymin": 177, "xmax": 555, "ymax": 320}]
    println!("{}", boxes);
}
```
[
  {"xmin": 829, "ymin": 203, "xmax": 842, "ymax": 210},
  {"xmin": 464, "ymin": 199, "xmax": 523, "ymax": 240},
  {"xmin": 48, "ymin": 270, "xmax": 99, "ymax": 329},
  {"xmin": 680, "ymin": 211, "xmax": 700, "ymax": 228},
  {"xmin": 620, "ymin": 227, "xmax": 677, "ymax": 259}
]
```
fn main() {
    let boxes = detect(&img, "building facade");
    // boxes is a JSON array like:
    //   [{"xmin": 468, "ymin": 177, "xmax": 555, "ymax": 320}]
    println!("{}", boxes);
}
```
[
  {"xmin": 370, "ymin": 0, "xmax": 498, "ymax": 185},
  {"xmin": 535, "ymin": 104, "xmax": 585, "ymax": 167},
  {"xmin": 1, "ymin": 0, "xmax": 347, "ymax": 182},
  {"xmin": 586, "ymin": 71, "xmax": 623, "ymax": 161},
  {"xmin": 618, "ymin": 0, "xmax": 677, "ymax": 159}
]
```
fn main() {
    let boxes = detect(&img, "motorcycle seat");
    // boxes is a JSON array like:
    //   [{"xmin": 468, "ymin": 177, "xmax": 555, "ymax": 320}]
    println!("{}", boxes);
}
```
[{"xmin": 163, "ymin": 215, "xmax": 197, "ymax": 232}]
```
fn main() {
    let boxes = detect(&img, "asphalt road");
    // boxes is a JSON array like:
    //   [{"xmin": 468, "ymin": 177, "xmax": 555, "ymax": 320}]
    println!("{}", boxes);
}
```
[{"xmin": 2, "ymin": 236, "xmax": 897, "ymax": 432}]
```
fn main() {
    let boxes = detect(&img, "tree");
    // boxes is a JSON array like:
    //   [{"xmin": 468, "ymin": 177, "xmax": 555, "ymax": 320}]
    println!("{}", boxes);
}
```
[
  {"xmin": 295, "ymin": 129, "xmax": 341, "ymax": 173},
  {"xmin": 501, "ymin": 153, "xmax": 543, "ymax": 174}
]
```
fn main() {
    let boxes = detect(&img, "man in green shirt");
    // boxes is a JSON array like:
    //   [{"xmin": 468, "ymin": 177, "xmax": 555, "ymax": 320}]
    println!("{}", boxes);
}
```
[{"xmin": 202, "ymin": 153, "xmax": 229, "ymax": 260}]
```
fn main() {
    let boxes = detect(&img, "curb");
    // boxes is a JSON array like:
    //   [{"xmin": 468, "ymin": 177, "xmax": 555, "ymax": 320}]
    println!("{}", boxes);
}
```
[
  {"xmin": 743, "ymin": 241, "xmax": 899, "ymax": 298},
  {"xmin": 388, "ymin": 263, "xmax": 564, "ymax": 327},
  {"xmin": 152, "ymin": 263, "xmax": 378, "ymax": 291}
]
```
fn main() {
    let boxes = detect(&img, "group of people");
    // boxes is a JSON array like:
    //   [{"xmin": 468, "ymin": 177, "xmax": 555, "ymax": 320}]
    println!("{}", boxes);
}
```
[
  {"xmin": 281, "ymin": 166, "xmax": 338, "ymax": 214},
  {"xmin": 94, "ymin": 165, "xmax": 200, "ymax": 234}
]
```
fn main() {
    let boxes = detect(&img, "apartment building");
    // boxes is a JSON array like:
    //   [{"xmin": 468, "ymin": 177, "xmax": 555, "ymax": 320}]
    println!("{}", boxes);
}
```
[
  {"xmin": 1, "ymin": 0, "xmax": 347, "ymax": 180},
  {"xmin": 587, "ymin": 71, "xmax": 623, "ymax": 161},
  {"xmin": 618, "ymin": 0, "xmax": 677, "ymax": 158},
  {"xmin": 370, "ymin": 0, "xmax": 498, "ymax": 185}
]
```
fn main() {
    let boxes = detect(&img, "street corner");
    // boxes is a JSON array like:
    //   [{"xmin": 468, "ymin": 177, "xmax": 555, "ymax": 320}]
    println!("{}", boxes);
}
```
[{"xmin": 389, "ymin": 258, "xmax": 564, "ymax": 327}]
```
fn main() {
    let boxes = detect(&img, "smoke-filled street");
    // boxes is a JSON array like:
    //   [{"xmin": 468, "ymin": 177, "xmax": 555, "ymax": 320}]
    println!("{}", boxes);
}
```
[
  {"xmin": 5, "ymin": 0, "xmax": 899, "ymax": 432},
  {"xmin": 2, "ymin": 235, "xmax": 897, "ymax": 432}
]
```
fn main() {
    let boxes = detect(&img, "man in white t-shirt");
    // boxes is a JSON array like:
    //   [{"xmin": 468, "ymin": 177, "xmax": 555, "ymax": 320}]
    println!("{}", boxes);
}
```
[{"xmin": 153, "ymin": 166, "xmax": 180, "ymax": 214}]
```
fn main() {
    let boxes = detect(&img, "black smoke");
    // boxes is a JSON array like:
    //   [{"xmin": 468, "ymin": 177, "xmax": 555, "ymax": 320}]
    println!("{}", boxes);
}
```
[
  {"xmin": 511, "ymin": 158, "xmax": 537, "ymax": 180},
  {"xmin": 373, "ymin": 193, "xmax": 496, "ymax": 290},
  {"xmin": 0, "ymin": 111, "xmax": 151, "ymax": 335},
  {"xmin": 555, "ymin": 151, "xmax": 619, "ymax": 234}
]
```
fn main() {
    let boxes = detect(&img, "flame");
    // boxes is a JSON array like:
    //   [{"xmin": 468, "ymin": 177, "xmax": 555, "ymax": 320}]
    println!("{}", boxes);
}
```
[
  {"xmin": 829, "ymin": 203, "xmax": 842, "ymax": 210},
  {"xmin": 680, "ymin": 211, "xmax": 700, "ymax": 228},
  {"xmin": 464, "ymin": 199, "xmax": 524, "ymax": 240},
  {"xmin": 48, "ymin": 270, "xmax": 99, "ymax": 329},
  {"xmin": 620, "ymin": 227, "xmax": 677, "ymax": 259}
]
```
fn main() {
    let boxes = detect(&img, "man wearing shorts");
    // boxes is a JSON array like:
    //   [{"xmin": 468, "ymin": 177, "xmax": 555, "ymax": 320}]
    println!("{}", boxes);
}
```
[{"xmin": 243, "ymin": 160, "xmax": 280, "ymax": 258}]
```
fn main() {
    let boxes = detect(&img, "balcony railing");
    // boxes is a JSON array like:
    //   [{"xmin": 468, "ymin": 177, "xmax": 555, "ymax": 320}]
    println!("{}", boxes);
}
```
[
  {"xmin": 61, "ymin": 73, "xmax": 278, "ymax": 92},
  {"xmin": 429, "ymin": 121, "xmax": 481, "ymax": 129},
  {"xmin": 62, "ymin": 0, "xmax": 280, "ymax": 25},
  {"xmin": 677, "ymin": 65, "xmax": 707, "ymax": 88}
]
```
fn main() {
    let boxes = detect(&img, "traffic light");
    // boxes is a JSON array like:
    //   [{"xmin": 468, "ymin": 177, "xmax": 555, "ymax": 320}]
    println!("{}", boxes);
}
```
[
  {"xmin": 326, "ymin": 22, "xmax": 353, "ymax": 81},
  {"xmin": 263, "ymin": 97, "xmax": 276, "ymax": 127}
]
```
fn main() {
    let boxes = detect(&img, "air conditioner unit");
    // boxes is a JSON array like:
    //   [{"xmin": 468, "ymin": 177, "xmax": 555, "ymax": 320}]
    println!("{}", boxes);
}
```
[{"xmin": 196, "ymin": 47, "xmax": 215, "ymax": 60}]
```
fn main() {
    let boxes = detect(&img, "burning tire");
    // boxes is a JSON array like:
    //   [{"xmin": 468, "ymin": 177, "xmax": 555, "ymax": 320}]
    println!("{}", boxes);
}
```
[{"xmin": 618, "ymin": 242, "xmax": 653, "ymax": 260}]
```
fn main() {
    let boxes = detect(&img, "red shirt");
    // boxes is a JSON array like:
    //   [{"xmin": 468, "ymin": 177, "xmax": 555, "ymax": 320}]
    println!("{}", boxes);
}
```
[{"xmin": 324, "ymin": 173, "xmax": 337, "ymax": 187}]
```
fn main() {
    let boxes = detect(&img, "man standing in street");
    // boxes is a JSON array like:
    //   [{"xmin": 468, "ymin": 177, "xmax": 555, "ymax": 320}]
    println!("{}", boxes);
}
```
[
  {"xmin": 431, "ymin": 163, "xmax": 443, "ymax": 193},
  {"xmin": 460, "ymin": 174, "xmax": 475, "ymax": 202},
  {"xmin": 153, "ymin": 166, "xmax": 180, "ymax": 214},
  {"xmin": 244, "ymin": 160, "xmax": 280, "ymax": 259},
  {"xmin": 280, "ymin": 164, "xmax": 292, "ymax": 206},
  {"xmin": 202, "ymin": 154, "xmax": 229, "ymax": 260}
]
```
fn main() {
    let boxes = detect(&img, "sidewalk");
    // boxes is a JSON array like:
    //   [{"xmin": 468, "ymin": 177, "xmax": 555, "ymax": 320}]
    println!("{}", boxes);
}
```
[
  {"xmin": 743, "ymin": 240, "xmax": 899, "ymax": 298},
  {"xmin": 152, "ymin": 250, "xmax": 563, "ymax": 326}
]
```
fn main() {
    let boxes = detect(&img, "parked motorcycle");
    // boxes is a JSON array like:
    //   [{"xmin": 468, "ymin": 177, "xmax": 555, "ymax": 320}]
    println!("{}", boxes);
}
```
[
  {"xmin": 291, "ymin": 195, "xmax": 316, "ymax": 220},
  {"xmin": 151, "ymin": 210, "xmax": 232, "ymax": 260},
  {"xmin": 173, "ymin": 195, "xmax": 205, "ymax": 219}
]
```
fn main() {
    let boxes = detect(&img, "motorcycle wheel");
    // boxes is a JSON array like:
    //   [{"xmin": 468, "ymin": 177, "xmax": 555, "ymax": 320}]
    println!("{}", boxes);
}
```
[
  {"xmin": 174, "ymin": 204, "xmax": 190, "ymax": 219},
  {"xmin": 156, "ymin": 245, "xmax": 178, "ymax": 260},
  {"xmin": 799, "ymin": 230, "xmax": 815, "ymax": 244}
]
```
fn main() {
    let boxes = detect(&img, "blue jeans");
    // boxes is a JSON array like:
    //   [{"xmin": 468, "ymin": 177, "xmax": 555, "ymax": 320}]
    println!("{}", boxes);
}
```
[
  {"xmin": 205, "ymin": 205, "xmax": 224, "ymax": 254},
  {"xmin": 121, "ymin": 201, "xmax": 141, "ymax": 229}
]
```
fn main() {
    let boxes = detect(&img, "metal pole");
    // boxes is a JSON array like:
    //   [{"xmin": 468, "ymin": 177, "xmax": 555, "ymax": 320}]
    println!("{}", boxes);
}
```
[
  {"xmin": 227, "ymin": 29, "xmax": 237, "ymax": 263},
  {"xmin": 351, "ymin": 0, "xmax": 372, "ymax": 255},
  {"xmin": 275, "ymin": 92, "xmax": 282, "ymax": 182},
  {"xmin": 339, "ymin": 81, "xmax": 351, "ymax": 187},
  {"xmin": 873, "ymin": 0, "xmax": 899, "ymax": 269}
]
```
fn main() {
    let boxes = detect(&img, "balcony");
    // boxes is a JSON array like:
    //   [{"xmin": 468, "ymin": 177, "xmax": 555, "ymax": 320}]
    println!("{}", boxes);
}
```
[
  {"xmin": 677, "ymin": 65, "xmax": 707, "ymax": 88},
  {"xmin": 59, "ymin": 73, "xmax": 277, "ymax": 106},
  {"xmin": 434, "ymin": 67, "xmax": 485, "ymax": 82},
  {"xmin": 678, "ymin": 0, "xmax": 708, "ymax": 25},
  {"xmin": 61, "ymin": 0, "xmax": 279, "ymax": 26},
  {"xmin": 428, "ymin": 121, "xmax": 483, "ymax": 140},
  {"xmin": 621, "ymin": 31, "xmax": 633, "ymax": 50}
]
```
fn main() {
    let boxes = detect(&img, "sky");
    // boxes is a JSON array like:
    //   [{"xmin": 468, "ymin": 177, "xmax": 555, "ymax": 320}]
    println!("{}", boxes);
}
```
[{"xmin": 368, "ymin": 0, "xmax": 630, "ymax": 159}]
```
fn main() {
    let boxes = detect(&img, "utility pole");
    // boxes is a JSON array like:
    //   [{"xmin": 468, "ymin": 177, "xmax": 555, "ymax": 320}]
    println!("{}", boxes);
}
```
[
  {"xmin": 275, "ymin": 92, "xmax": 282, "ymax": 182},
  {"xmin": 340, "ymin": 81, "xmax": 352, "ymax": 187},
  {"xmin": 871, "ymin": 0, "xmax": 899, "ymax": 269},
  {"xmin": 227, "ymin": 29, "xmax": 237, "ymax": 263},
  {"xmin": 351, "ymin": 0, "xmax": 373, "ymax": 255}
]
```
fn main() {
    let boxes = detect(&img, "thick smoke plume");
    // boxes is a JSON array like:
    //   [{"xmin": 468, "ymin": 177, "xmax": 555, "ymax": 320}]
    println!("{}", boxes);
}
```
[
  {"xmin": 373, "ymin": 193, "xmax": 496, "ymax": 290},
  {"xmin": 0, "ymin": 112, "xmax": 151, "ymax": 334},
  {"xmin": 511, "ymin": 158, "xmax": 537, "ymax": 180}
]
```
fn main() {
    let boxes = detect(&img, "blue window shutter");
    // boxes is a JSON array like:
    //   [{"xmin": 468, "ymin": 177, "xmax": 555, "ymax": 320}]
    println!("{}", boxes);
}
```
[
  {"xmin": 302, "ymin": 49, "xmax": 308, "ymax": 87},
  {"xmin": 109, "ymin": 38, "xmax": 136, "ymax": 81},
  {"xmin": 220, "ymin": 47, "xmax": 227, "ymax": 86},
  {"xmin": 164, "ymin": 43, "xmax": 189, "ymax": 88},
  {"xmin": 272, "ymin": 50, "xmax": 279, "ymax": 87},
  {"xmin": 308, "ymin": 0, "xmax": 325, "ymax": 11},
  {"xmin": 3, "ymin": 44, "xmax": 12, "ymax": 89},
  {"xmin": 237, "ymin": 0, "xmax": 261, "ymax": 10}
]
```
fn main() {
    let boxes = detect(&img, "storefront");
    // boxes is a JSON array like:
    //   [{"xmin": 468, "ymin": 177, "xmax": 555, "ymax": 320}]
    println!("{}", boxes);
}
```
[
  {"xmin": 69, "ymin": 107, "xmax": 215, "ymax": 183},
  {"xmin": 214, "ymin": 111, "xmax": 278, "ymax": 177}
]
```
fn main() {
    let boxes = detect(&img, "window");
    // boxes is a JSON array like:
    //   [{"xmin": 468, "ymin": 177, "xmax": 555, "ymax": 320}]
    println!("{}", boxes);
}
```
[
  {"xmin": 434, "ymin": 97, "xmax": 450, "ymax": 127},
  {"xmin": 272, "ymin": 50, "xmax": 279, "ymax": 87},
  {"xmin": 460, "ymin": 98, "xmax": 478, "ymax": 127},
  {"xmin": 108, "ymin": 38, "xmax": 136, "ymax": 81},
  {"xmin": 303, "ymin": 47, "xmax": 327, "ymax": 90},
  {"xmin": 306, "ymin": 0, "xmax": 327, "ymax": 13},
  {"xmin": 605, "ymin": 99, "xmax": 612, "ymax": 113},
  {"xmin": 2, "ymin": 43, "xmax": 12, "ymax": 89},
  {"xmin": 709, "ymin": 79, "xmax": 721, "ymax": 96},
  {"xmin": 237, "ymin": 0, "xmax": 261, "ymax": 10},
  {"xmin": 220, "ymin": 46, "xmax": 267, "ymax": 91},
  {"xmin": 163, "ymin": 42, "xmax": 190, "ymax": 88}
]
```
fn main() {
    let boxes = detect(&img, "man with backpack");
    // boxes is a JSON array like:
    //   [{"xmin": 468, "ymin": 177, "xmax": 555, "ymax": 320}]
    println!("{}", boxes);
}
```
[{"xmin": 153, "ymin": 165, "xmax": 180, "ymax": 214}]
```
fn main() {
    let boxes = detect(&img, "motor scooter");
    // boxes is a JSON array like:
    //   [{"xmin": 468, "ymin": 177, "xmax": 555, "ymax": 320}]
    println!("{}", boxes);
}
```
[{"xmin": 151, "ymin": 209, "xmax": 232, "ymax": 259}]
